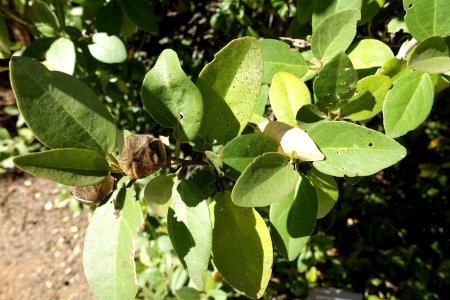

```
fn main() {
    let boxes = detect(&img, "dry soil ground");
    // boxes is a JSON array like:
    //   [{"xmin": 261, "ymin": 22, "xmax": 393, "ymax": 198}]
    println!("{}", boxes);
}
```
[{"xmin": 0, "ymin": 174, "xmax": 95, "ymax": 300}]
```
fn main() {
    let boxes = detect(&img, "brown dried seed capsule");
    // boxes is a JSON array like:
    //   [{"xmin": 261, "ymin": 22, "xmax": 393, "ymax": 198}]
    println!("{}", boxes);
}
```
[
  {"xmin": 69, "ymin": 174, "xmax": 115, "ymax": 206},
  {"xmin": 118, "ymin": 134, "xmax": 167, "ymax": 179}
]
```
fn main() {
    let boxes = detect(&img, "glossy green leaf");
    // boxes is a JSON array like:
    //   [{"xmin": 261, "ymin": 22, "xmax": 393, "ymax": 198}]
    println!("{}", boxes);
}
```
[
  {"xmin": 404, "ymin": 0, "xmax": 450, "ymax": 41},
  {"xmin": 10, "ymin": 57, "xmax": 117, "ymax": 153},
  {"xmin": 308, "ymin": 121, "xmax": 407, "ymax": 177},
  {"xmin": 269, "ymin": 72, "xmax": 311, "ymax": 126},
  {"xmin": 341, "ymin": 75, "xmax": 391, "ymax": 121},
  {"xmin": 383, "ymin": 72, "xmax": 434, "ymax": 138},
  {"xmin": 314, "ymin": 52, "xmax": 358, "ymax": 110},
  {"xmin": 312, "ymin": 10, "xmax": 361, "ymax": 60},
  {"xmin": 168, "ymin": 180, "xmax": 212, "ymax": 290},
  {"xmin": 88, "ymin": 33, "xmax": 127, "ymax": 64},
  {"xmin": 45, "ymin": 37, "xmax": 76, "ymax": 75},
  {"xmin": 13, "ymin": 149, "xmax": 109, "ymax": 186},
  {"xmin": 307, "ymin": 168, "xmax": 339, "ymax": 219},
  {"xmin": 197, "ymin": 37, "xmax": 263, "ymax": 144},
  {"xmin": 141, "ymin": 49, "xmax": 203, "ymax": 142},
  {"xmin": 270, "ymin": 173, "xmax": 317, "ymax": 261},
  {"xmin": 122, "ymin": 0, "xmax": 158, "ymax": 34},
  {"xmin": 260, "ymin": 39, "xmax": 307, "ymax": 84},
  {"xmin": 84, "ymin": 184, "xmax": 144, "ymax": 300},
  {"xmin": 220, "ymin": 133, "xmax": 279, "ymax": 180},
  {"xmin": 211, "ymin": 191, "xmax": 272, "ymax": 299},
  {"xmin": 408, "ymin": 36, "xmax": 450, "ymax": 74},
  {"xmin": 348, "ymin": 39, "xmax": 394, "ymax": 69},
  {"xmin": 232, "ymin": 152, "xmax": 298, "ymax": 207},
  {"xmin": 312, "ymin": 0, "xmax": 362, "ymax": 30},
  {"xmin": 360, "ymin": 0, "xmax": 385, "ymax": 25},
  {"xmin": 144, "ymin": 174, "xmax": 175, "ymax": 217},
  {"xmin": 96, "ymin": 0, "xmax": 122, "ymax": 35}
]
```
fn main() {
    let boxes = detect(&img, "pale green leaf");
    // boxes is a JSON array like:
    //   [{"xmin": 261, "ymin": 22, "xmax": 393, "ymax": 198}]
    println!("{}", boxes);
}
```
[
  {"xmin": 10, "ymin": 57, "xmax": 117, "ymax": 153},
  {"xmin": 312, "ymin": 0, "xmax": 362, "ymax": 30},
  {"xmin": 220, "ymin": 133, "xmax": 279, "ymax": 180},
  {"xmin": 260, "ymin": 39, "xmax": 307, "ymax": 84},
  {"xmin": 308, "ymin": 121, "xmax": 407, "ymax": 177},
  {"xmin": 307, "ymin": 168, "xmax": 338, "ymax": 219},
  {"xmin": 141, "ymin": 49, "xmax": 203, "ymax": 142},
  {"xmin": 197, "ymin": 37, "xmax": 263, "ymax": 144},
  {"xmin": 404, "ymin": 0, "xmax": 450, "ymax": 41},
  {"xmin": 341, "ymin": 75, "xmax": 391, "ymax": 121},
  {"xmin": 83, "ymin": 184, "xmax": 144, "ymax": 300},
  {"xmin": 383, "ymin": 72, "xmax": 434, "ymax": 138},
  {"xmin": 211, "ymin": 191, "xmax": 272, "ymax": 299},
  {"xmin": 88, "ymin": 33, "xmax": 127, "ymax": 64},
  {"xmin": 144, "ymin": 174, "xmax": 175, "ymax": 217},
  {"xmin": 270, "ymin": 173, "xmax": 317, "ymax": 261},
  {"xmin": 408, "ymin": 36, "xmax": 450, "ymax": 74},
  {"xmin": 168, "ymin": 180, "xmax": 212, "ymax": 290},
  {"xmin": 387, "ymin": 17, "xmax": 409, "ymax": 34},
  {"xmin": 232, "ymin": 152, "xmax": 298, "ymax": 207},
  {"xmin": 255, "ymin": 84, "xmax": 269, "ymax": 116},
  {"xmin": 13, "ymin": 149, "xmax": 109, "ymax": 186},
  {"xmin": 313, "ymin": 52, "xmax": 358, "ymax": 111},
  {"xmin": 45, "ymin": 37, "xmax": 76, "ymax": 75},
  {"xmin": 269, "ymin": 72, "xmax": 311, "ymax": 126},
  {"xmin": 312, "ymin": 10, "xmax": 361, "ymax": 60},
  {"xmin": 347, "ymin": 39, "xmax": 394, "ymax": 69}
]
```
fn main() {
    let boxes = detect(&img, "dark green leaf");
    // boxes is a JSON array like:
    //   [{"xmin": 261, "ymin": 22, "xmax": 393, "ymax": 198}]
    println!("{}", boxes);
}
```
[
  {"xmin": 232, "ymin": 152, "xmax": 298, "ymax": 207},
  {"xmin": 307, "ymin": 168, "xmax": 338, "ymax": 218},
  {"xmin": 270, "ymin": 173, "xmax": 317, "ymax": 261},
  {"xmin": 197, "ymin": 37, "xmax": 263, "ymax": 144},
  {"xmin": 314, "ymin": 52, "xmax": 358, "ymax": 111},
  {"xmin": 296, "ymin": 104, "xmax": 328, "ymax": 131},
  {"xmin": 122, "ymin": 0, "xmax": 158, "ymax": 34},
  {"xmin": 360, "ymin": 0, "xmax": 385, "ymax": 25},
  {"xmin": 96, "ymin": 0, "xmax": 122, "ymax": 35},
  {"xmin": 141, "ymin": 49, "xmax": 203, "ymax": 142},
  {"xmin": 308, "ymin": 121, "xmax": 407, "ymax": 177},
  {"xmin": 168, "ymin": 180, "xmax": 212, "ymax": 290},
  {"xmin": 144, "ymin": 174, "xmax": 175, "ymax": 217},
  {"xmin": 9, "ymin": 57, "xmax": 117, "ymax": 153},
  {"xmin": 220, "ymin": 133, "xmax": 279, "ymax": 180},
  {"xmin": 211, "ymin": 191, "xmax": 272, "ymax": 299},
  {"xmin": 13, "ymin": 149, "xmax": 109, "ymax": 186},
  {"xmin": 30, "ymin": 0, "xmax": 59, "ymax": 30}
]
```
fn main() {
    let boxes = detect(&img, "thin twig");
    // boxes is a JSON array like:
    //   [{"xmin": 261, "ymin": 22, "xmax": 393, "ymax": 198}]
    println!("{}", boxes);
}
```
[{"xmin": 396, "ymin": 38, "xmax": 418, "ymax": 60}]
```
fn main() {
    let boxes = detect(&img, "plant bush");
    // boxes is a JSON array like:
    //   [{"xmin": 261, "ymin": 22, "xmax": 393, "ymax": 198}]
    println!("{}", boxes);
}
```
[{"xmin": 2, "ymin": 0, "xmax": 450, "ymax": 299}]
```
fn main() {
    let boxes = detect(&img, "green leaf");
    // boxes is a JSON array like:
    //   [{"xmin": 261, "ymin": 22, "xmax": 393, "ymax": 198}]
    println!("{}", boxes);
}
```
[
  {"xmin": 83, "ymin": 184, "xmax": 144, "ymax": 300},
  {"xmin": 88, "ymin": 33, "xmax": 127, "ymax": 64},
  {"xmin": 197, "ymin": 37, "xmax": 263, "ymax": 144},
  {"xmin": 360, "ymin": 0, "xmax": 385, "ymax": 25},
  {"xmin": 341, "ymin": 75, "xmax": 391, "ymax": 121},
  {"xmin": 270, "ymin": 173, "xmax": 317, "ymax": 261},
  {"xmin": 141, "ymin": 49, "xmax": 203, "ymax": 142},
  {"xmin": 0, "ymin": 17, "xmax": 10, "ymax": 58},
  {"xmin": 22, "ymin": 37, "xmax": 57, "ymax": 59},
  {"xmin": 45, "ymin": 37, "xmax": 76, "ymax": 75},
  {"xmin": 408, "ymin": 36, "xmax": 450, "ymax": 74},
  {"xmin": 205, "ymin": 150, "xmax": 224, "ymax": 177},
  {"xmin": 211, "ymin": 191, "xmax": 272, "ymax": 299},
  {"xmin": 404, "ymin": 0, "xmax": 450, "ymax": 41},
  {"xmin": 96, "ymin": 0, "xmax": 122, "ymax": 35},
  {"xmin": 52, "ymin": 0, "xmax": 65, "ymax": 30},
  {"xmin": 312, "ymin": 0, "xmax": 362, "ymax": 30},
  {"xmin": 296, "ymin": 104, "xmax": 328, "ymax": 131},
  {"xmin": 255, "ymin": 84, "xmax": 269, "ymax": 116},
  {"xmin": 383, "ymin": 72, "xmax": 434, "ymax": 138},
  {"xmin": 30, "ymin": 0, "xmax": 60, "ymax": 30},
  {"xmin": 296, "ymin": 0, "xmax": 315, "ymax": 24},
  {"xmin": 387, "ymin": 17, "xmax": 409, "ymax": 34},
  {"xmin": 307, "ymin": 168, "xmax": 338, "ymax": 219},
  {"xmin": 220, "ymin": 133, "xmax": 279, "ymax": 180},
  {"xmin": 9, "ymin": 57, "xmax": 117, "ymax": 153},
  {"xmin": 168, "ymin": 180, "xmax": 212, "ymax": 290},
  {"xmin": 232, "ymin": 152, "xmax": 298, "ymax": 207},
  {"xmin": 347, "ymin": 39, "xmax": 394, "ymax": 69},
  {"xmin": 377, "ymin": 57, "xmax": 412, "ymax": 82},
  {"xmin": 260, "ymin": 39, "xmax": 307, "ymax": 84},
  {"xmin": 122, "ymin": 0, "xmax": 158, "ymax": 34},
  {"xmin": 308, "ymin": 121, "xmax": 407, "ymax": 177},
  {"xmin": 312, "ymin": 10, "xmax": 361, "ymax": 60},
  {"xmin": 269, "ymin": 72, "xmax": 311, "ymax": 127},
  {"xmin": 144, "ymin": 174, "xmax": 175, "ymax": 217},
  {"xmin": 13, "ymin": 148, "xmax": 109, "ymax": 187},
  {"xmin": 313, "ymin": 52, "xmax": 358, "ymax": 111}
]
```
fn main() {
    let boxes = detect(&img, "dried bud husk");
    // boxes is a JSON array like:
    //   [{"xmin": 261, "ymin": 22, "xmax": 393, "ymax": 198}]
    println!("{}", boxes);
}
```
[
  {"xmin": 118, "ymin": 134, "xmax": 167, "ymax": 179},
  {"xmin": 69, "ymin": 174, "xmax": 115, "ymax": 206}
]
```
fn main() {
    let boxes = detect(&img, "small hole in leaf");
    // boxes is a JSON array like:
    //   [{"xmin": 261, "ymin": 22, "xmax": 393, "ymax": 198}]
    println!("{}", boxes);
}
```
[
  {"xmin": 408, "ymin": 4, "xmax": 413, "ymax": 8},
  {"xmin": 368, "ymin": 142, "xmax": 373, "ymax": 147}
]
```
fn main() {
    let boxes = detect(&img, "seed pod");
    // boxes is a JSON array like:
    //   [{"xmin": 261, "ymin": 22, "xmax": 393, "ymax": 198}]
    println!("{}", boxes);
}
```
[
  {"xmin": 118, "ymin": 134, "xmax": 167, "ymax": 179},
  {"xmin": 69, "ymin": 174, "xmax": 115, "ymax": 206}
]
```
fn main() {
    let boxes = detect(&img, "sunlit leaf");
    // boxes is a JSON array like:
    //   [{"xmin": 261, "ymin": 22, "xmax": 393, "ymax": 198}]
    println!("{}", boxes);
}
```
[{"xmin": 408, "ymin": 36, "xmax": 450, "ymax": 74}]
